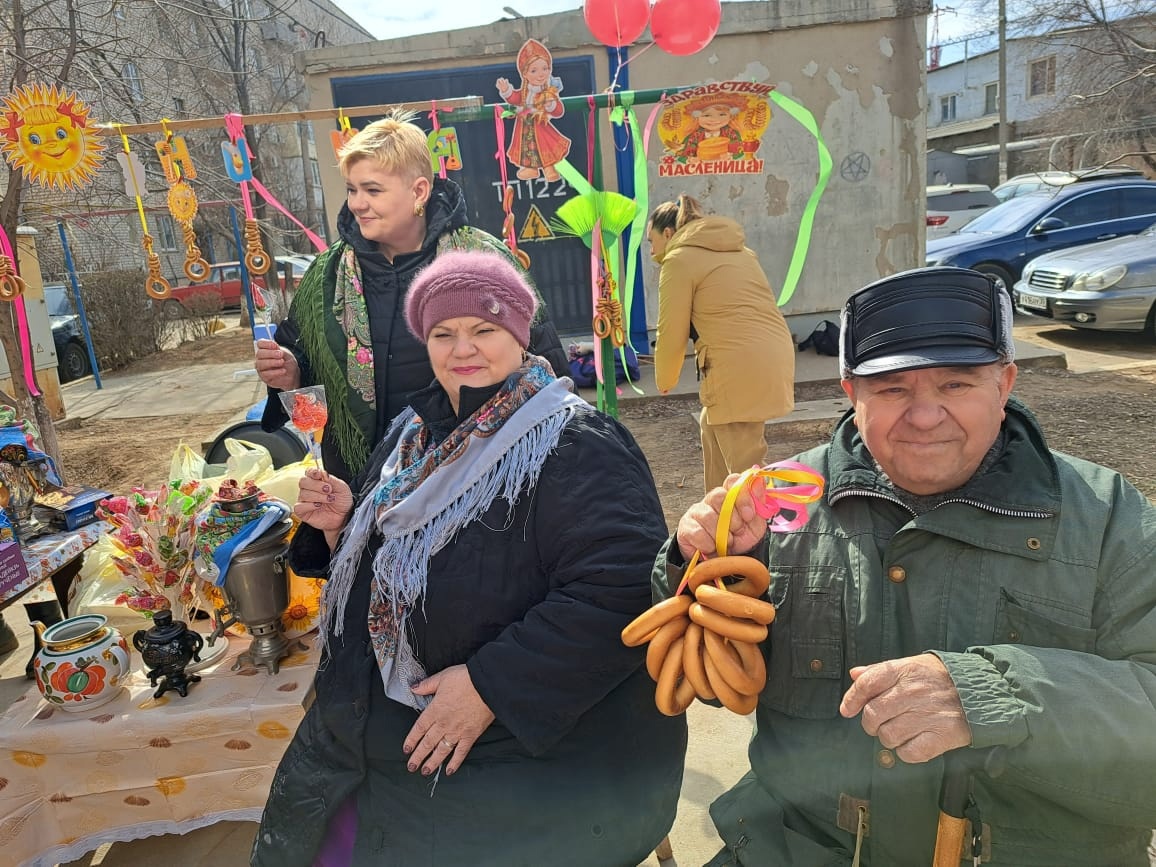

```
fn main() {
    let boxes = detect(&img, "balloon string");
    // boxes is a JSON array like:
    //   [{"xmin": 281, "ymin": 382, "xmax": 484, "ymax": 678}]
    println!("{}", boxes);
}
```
[{"xmin": 606, "ymin": 41, "xmax": 656, "ymax": 95}]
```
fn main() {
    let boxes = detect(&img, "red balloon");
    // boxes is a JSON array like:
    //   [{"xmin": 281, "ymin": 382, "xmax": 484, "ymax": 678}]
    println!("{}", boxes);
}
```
[
  {"xmin": 583, "ymin": 0, "xmax": 651, "ymax": 48},
  {"xmin": 651, "ymin": 0, "xmax": 721, "ymax": 55}
]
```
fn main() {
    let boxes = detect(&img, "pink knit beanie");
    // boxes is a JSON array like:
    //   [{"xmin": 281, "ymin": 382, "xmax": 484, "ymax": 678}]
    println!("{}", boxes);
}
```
[{"xmin": 405, "ymin": 250, "xmax": 538, "ymax": 348}]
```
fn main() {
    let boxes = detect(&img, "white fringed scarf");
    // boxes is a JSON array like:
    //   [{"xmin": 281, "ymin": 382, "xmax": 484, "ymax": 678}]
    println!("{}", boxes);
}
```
[{"xmin": 320, "ymin": 369, "xmax": 587, "ymax": 710}]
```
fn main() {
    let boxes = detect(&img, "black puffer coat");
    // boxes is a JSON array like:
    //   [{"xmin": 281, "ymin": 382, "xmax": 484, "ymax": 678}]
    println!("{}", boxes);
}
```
[
  {"xmin": 252, "ymin": 381, "xmax": 687, "ymax": 867},
  {"xmin": 261, "ymin": 178, "xmax": 568, "ymax": 482}
]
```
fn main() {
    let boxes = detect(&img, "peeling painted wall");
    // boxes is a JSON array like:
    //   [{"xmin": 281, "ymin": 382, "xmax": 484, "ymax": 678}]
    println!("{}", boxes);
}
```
[{"xmin": 298, "ymin": 0, "xmax": 929, "ymax": 324}]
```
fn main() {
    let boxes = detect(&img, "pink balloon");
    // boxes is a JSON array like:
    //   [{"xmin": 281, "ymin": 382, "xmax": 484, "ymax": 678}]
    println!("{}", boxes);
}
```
[
  {"xmin": 651, "ymin": 0, "xmax": 721, "ymax": 55},
  {"xmin": 583, "ymin": 0, "xmax": 651, "ymax": 48}
]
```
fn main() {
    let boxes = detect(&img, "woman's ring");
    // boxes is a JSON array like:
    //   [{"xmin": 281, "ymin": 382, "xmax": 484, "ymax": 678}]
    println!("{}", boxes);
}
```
[{"xmin": 441, "ymin": 738, "xmax": 454, "ymax": 750}]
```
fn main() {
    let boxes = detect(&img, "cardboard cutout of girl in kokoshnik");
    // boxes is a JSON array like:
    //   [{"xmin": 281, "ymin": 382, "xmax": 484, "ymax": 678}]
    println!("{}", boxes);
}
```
[{"xmin": 496, "ymin": 39, "xmax": 572, "ymax": 182}]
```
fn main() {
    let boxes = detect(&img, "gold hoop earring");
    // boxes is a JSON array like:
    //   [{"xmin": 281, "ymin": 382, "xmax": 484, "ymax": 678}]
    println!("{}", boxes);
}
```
[{"xmin": 414, "ymin": 201, "xmax": 425, "ymax": 217}]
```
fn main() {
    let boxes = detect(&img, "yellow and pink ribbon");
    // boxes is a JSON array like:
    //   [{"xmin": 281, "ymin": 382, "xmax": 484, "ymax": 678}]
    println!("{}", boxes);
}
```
[{"xmin": 676, "ymin": 460, "xmax": 825, "ymax": 595}]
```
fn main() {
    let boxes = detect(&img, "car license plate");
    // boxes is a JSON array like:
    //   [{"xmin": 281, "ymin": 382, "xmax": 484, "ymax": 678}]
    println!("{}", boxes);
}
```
[{"xmin": 1018, "ymin": 292, "xmax": 1048, "ymax": 311}]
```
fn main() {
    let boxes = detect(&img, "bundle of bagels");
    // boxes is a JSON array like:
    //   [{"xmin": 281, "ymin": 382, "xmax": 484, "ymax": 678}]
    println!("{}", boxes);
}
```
[{"xmin": 622, "ymin": 555, "xmax": 775, "ymax": 716}]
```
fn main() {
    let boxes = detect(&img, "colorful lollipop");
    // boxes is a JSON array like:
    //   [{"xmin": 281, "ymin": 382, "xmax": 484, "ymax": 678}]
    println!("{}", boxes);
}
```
[{"xmin": 279, "ymin": 385, "xmax": 328, "ymax": 470}]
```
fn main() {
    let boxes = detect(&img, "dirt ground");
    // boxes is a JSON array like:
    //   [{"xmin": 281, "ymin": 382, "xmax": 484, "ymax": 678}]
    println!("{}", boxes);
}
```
[
  {"xmin": 57, "ymin": 330, "xmax": 256, "ymax": 494},
  {"xmin": 56, "ymin": 329, "xmax": 1156, "ymax": 527}
]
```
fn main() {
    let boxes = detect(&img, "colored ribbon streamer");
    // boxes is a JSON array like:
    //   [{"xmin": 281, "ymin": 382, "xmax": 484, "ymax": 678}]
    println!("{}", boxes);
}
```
[
  {"xmin": 715, "ymin": 461, "xmax": 825, "ymax": 557},
  {"xmin": 0, "ymin": 227, "xmax": 40, "ymax": 397},
  {"xmin": 248, "ymin": 176, "xmax": 328, "ymax": 253},
  {"xmin": 429, "ymin": 100, "xmax": 447, "ymax": 180},
  {"xmin": 674, "ymin": 461, "xmax": 824, "ymax": 596},
  {"xmin": 493, "ymin": 105, "xmax": 516, "ymax": 252},
  {"xmin": 591, "ymin": 220, "xmax": 604, "ymax": 393},
  {"xmin": 768, "ymin": 91, "xmax": 833, "ymax": 307},
  {"xmin": 618, "ymin": 101, "xmax": 652, "ymax": 396}
]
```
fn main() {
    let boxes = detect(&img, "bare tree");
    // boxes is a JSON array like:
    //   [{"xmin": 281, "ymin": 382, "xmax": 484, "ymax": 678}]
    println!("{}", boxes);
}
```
[
  {"xmin": 0, "ymin": 0, "xmax": 85, "ymax": 470},
  {"xmin": 972, "ymin": 0, "xmax": 1156, "ymax": 171}
]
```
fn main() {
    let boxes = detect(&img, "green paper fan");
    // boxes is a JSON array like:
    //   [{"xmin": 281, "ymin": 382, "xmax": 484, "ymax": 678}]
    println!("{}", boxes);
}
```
[{"xmin": 551, "ymin": 191, "xmax": 638, "ymax": 250}]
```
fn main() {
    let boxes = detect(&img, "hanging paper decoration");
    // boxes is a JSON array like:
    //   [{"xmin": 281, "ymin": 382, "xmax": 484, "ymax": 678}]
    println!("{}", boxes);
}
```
[
  {"xmin": 221, "ymin": 114, "xmax": 270, "ymax": 276},
  {"xmin": 657, "ymin": 81, "xmax": 773, "ymax": 176},
  {"xmin": 496, "ymin": 39, "xmax": 571, "ymax": 182},
  {"xmin": 0, "ymin": 83, "xmax": 104, "ymax": 190},
  {"xmin": 156, "ymin": 121, "xmax": 210, "ymax": 282},
  {"xmin": 651, "ymin": 0, "xmax": 722, "ymax": 56},
  {"xmin": 116, "ymin": 127, "xmax": 171, "ymax": 300},
  {"xmin": 583, "ymin": 0, "xmax": 651, "ymax": 48},
  {"xmin": 552, "ymin": 190, "xmax": 637, "ymax": 349},
  {"xmin": 428, "ymin": 102, "xmax": 461, "ymax": 178},
  {"xmin": 329, "ymin": 109, "xmax": 357, "ymax": 161},
  {"xmin": 428, "ymin": 127, "xmax": 462, "ymax": 174},
  {"xmin": 220, "ymin": 115, "xmax": 327, "ymax": 256}
]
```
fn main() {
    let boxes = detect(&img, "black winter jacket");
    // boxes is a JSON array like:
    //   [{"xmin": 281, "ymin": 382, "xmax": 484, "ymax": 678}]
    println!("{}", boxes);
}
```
[
  {"xmin": 261, "ymin": 178, "xmax": 569, "ymax": 481},
  {"xmin": 253, "ymin": 381, "xmax": 687, "ymax": 867}
]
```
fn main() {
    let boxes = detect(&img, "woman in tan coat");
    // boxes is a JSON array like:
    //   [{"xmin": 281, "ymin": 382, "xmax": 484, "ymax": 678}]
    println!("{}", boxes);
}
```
[{"xmin": 648, "ymin": 194, "xmax": 794, "ymax": 491}]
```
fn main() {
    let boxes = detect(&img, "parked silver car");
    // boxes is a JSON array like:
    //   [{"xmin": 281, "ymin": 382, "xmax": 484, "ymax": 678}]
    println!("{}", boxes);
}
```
[
  {"xmin": 1012, "ymin": 220, "xmax": 1156, "ymax": 335},
  {"xmin": 926, "ymin": 184, "xmax": 999, "ymax": 240}
]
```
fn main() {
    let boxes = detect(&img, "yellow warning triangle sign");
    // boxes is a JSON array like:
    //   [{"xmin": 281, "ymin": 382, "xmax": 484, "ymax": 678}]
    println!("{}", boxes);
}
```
[{"xmin": 519, "ymin": 204, "xmax": 555, "ymax": 242}]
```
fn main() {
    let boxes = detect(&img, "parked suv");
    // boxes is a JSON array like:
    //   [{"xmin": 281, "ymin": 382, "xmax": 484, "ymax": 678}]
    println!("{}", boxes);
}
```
[
  {"xmin": 925, "ymin": 177, "xmax": 1156, "ymax": 293},
  {"xmin": 43, "ymin": 283, "xmax": 90, "ymax": 382},
  {"xmin": 926, "ymin": 184, "xmax": 999, "ymax": 240}
]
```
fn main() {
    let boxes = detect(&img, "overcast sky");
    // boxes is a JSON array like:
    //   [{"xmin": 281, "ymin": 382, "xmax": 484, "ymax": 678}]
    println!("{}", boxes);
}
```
[{"xmin": 338, "ymin": 0, "xmax": 991, "ymax": 45}]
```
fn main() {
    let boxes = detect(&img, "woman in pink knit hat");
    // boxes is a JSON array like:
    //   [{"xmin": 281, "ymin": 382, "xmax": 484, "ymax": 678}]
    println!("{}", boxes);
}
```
[
  {"xmin": 253, "ymin": 110, "xmax": 568, "ymax": 484},
  {"xmin": 255, "ymin": 250, "xmax": 687, "ymax": 867}
]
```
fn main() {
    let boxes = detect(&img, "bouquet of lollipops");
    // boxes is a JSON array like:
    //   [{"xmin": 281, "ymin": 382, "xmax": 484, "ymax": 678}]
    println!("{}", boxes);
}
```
[{"xmin": 98, "ymin": 480, "xmax": 215, "ymax": 621}]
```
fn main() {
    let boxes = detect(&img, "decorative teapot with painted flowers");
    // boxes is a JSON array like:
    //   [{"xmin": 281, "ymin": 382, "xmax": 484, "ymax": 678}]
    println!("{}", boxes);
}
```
[{"xmin": 32, "ymin": 614, "xmax": 131, "ymax": 712}]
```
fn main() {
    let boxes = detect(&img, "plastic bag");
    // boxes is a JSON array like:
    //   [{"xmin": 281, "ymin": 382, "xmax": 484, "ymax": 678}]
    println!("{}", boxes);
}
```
[
  {"xmin": 69, "ymin": 535, "xmax": 156, "ymax": 636},
  {"xmin": 222, "ymin": 438, "xmax": 274, "ymax": 484},
  {"xmin": 169, "ymin": 442, "xmax": 209, "ymax": 483},
  {"xmin": 169, "ymin": 438, "xmax": 273, "ymax": 487}
]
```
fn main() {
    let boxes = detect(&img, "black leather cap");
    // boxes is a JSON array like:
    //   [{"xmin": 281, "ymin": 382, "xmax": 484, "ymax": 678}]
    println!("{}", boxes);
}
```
[{"xmin": 841, "ymin": 267, "xmax": 1011, "ymax": 376}]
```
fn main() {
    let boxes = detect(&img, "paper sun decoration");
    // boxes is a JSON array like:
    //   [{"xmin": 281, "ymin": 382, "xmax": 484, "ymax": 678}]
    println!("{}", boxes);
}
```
[{"xmin": 0, "ymin": 83, "xmax": 104, "ymax": 190}]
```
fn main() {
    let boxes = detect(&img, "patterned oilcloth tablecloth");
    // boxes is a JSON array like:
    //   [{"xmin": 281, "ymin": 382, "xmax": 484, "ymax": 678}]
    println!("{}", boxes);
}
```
[
  {"xmin": 0, "ymin": 631, "xmax": 317, "ymax": 867},
  {"xmin": 0, "ymin": 521, "xmax": 112, "ymax": 607}
]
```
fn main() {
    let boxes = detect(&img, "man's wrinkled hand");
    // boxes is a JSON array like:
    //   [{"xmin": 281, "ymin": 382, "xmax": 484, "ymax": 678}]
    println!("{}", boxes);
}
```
[
  {"xmin": 840, "ymin": 653, "xmax": 971, "ymax": 764},
  {"xmin": 676, "ymin": 472, "xmax": 767, "ymax": 560}
]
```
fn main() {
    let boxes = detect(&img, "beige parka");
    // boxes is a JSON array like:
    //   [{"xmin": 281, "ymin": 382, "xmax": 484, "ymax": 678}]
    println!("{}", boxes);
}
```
[{"xmin": 653, "ymin": 216, "xmax": 795, "ymax": 425}]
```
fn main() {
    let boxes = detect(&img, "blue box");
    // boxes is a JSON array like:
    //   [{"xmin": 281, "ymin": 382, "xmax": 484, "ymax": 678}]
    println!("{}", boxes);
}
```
[{"xmin": 34, "ymin": 485, "xmax": 111, "ymax": 531}]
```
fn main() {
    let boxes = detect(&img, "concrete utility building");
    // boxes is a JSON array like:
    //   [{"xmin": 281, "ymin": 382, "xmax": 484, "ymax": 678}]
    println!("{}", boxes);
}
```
[{"xmin": 297, "ymin": 0, "xmax": 931, "ymax": 336}]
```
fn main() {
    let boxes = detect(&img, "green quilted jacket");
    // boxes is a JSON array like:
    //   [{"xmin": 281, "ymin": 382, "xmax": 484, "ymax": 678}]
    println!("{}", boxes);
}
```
[{"xmin": 657, "ymin": 397, "xmax": 1156, "ymax": 866}]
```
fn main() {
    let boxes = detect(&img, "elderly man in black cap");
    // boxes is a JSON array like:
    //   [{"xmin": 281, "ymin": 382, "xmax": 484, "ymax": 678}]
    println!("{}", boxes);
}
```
[{"xmin": 659, "ymin": 267, "xmax": 1156, "ymax": 866}]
